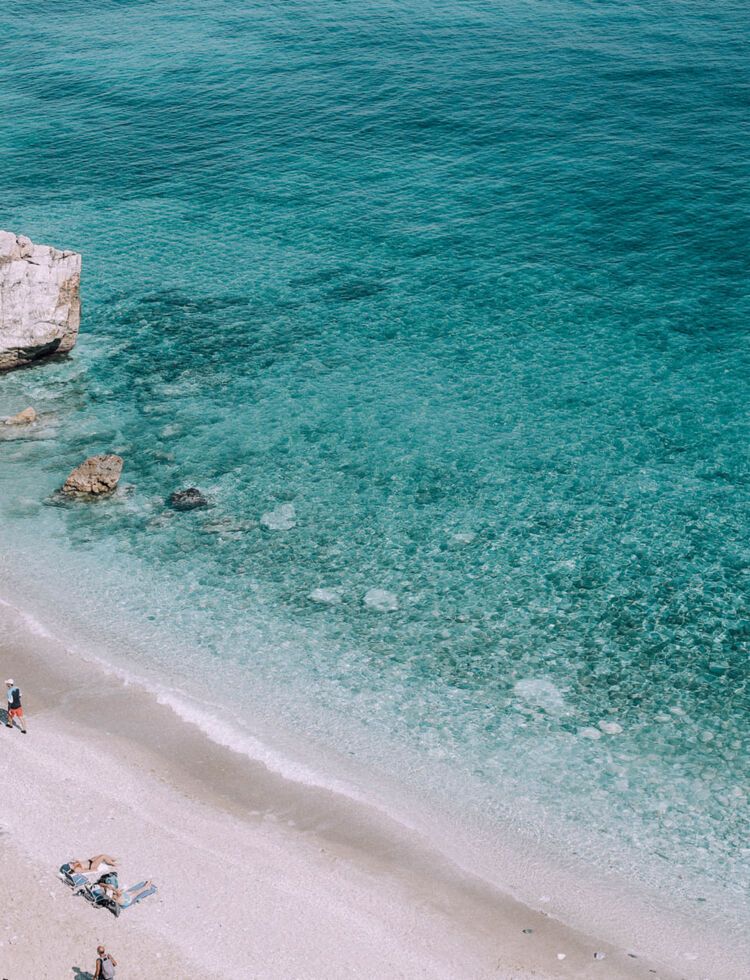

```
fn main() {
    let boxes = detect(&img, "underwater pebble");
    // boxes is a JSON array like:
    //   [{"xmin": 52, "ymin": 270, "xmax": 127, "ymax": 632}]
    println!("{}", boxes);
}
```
[
  {"xmin": 451, "ymin": 531, "xmax": 476, "ymax": 544},
  {"xmin": 514, "ymin": 679, "xmax": 567, "ymax": 713},
  {"xmin": 598, "ymin": 720, "xmax": 623, "ymax": 735},
  {"xmin": 308, "ymin": 588, "xmax": 343, "ymax": 605},
  {"xmin": 260, "ymin": 502, "xmax": 296, "ymax": 531},
  {"xmin": 557, "ymin": 953, "xmax": 566, "ymax": 960},
  {"xmin": 579, "ymin": 727, "xmax": 602, "ymax": 740},
  {"xmin": 363, "ymin": 588, "xmax": 399, "ymax": 612}
]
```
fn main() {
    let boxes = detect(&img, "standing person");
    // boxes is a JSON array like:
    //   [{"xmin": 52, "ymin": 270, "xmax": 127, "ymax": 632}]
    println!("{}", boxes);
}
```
[
  {"xmin": 94, "ymin": 945, "xmax": 117, "ymax": 979},
  {"xmin": 5, "ymin": 679, "xmax": 26, "ymax": 733}
]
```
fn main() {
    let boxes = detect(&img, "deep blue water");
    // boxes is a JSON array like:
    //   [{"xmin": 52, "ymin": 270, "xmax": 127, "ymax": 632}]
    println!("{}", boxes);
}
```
[{"xmin": 1, "ymin": 0, "xmax": 749, "ymax": 929}]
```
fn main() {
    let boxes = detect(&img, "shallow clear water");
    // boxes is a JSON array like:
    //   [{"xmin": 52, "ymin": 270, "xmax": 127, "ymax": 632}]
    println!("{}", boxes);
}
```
[{"xmin": 1, "ymin": 0, "xmax": 749, "ymax": 929}]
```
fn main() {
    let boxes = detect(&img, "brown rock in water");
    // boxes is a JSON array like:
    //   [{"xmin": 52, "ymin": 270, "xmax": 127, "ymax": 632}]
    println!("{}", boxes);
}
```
[
  {"xmin": 62, "ymin": 454, "xmax": 123, "ymax": 495},
  {"xmin": 169, "ymin": 487, "xmax": 208, "ymax": 511},
  {"xmin": 4, "ymin": 406, "xmax": 37, "ymax": 425}
]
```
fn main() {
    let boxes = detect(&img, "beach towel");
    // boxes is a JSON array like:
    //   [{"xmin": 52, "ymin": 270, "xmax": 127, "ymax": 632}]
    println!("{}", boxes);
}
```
[
  {"xmin": 83, "ymin": 879, "xmax": 158, "ymax": 917},
  {"xmin": 119, "ymin": 880, "xmax": 158, "ymax": 908}
]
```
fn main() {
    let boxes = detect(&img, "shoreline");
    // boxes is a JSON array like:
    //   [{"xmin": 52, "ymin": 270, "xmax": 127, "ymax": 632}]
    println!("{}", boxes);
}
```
[
  {"xmin": 1, "ymin": 552, "xmax": 745, "ymax": 939},
  {"xmin": 0, "ymin": 595, "xmax": 742, "ymax": 978},
  {"xmin": 2, "ymin": 1, "xmax": 749, "ymax": 977}
]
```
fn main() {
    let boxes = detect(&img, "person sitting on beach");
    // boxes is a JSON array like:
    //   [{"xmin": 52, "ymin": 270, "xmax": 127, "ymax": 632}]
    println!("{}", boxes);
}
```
[
  {"xmin": 5, "ymin": 679, "xmax": 27, "ymax": 733},
  {"xmin": 98, "ymin": 878, "xmax": 155, "ymax": 909},
  {"xmin": 68, "ymin": 854, "xmax": 118, "ymax": 874}
]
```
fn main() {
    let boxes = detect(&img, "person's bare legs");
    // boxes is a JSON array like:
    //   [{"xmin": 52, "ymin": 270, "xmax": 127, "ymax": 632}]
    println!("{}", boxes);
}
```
[
  {"xmin": 87, "ymin": 854, "xmax": 117, "ymax": 870},
  {"xmin": 6, "ymin": 711, "xmax": 26, "ymax": 733},
  {"xmin": 91, "ymin": 854, "xmax": 117, "ymax": 868},
  {"xmin": 112, "ymin": 880, "xmax": 154, "ymax": 906},
  {"xmin": 70, "ymin": 854, "xmax": 117, "ymax": 872},
  {"xmin": 136, "ymin": 879, "xmax": 153, "ymax": 896}
]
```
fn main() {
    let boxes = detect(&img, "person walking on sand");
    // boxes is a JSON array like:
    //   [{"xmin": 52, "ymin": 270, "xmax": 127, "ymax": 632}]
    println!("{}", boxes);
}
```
[
  {"xmin": 5, "ymin": 679, "xmax": 26, "ymax": 733},
  {"xmin": 94, "ymin": 945, "xmax": 117, "ymax": 979}
]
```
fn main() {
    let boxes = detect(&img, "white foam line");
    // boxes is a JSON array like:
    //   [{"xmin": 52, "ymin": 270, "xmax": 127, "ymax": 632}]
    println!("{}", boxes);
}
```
[
  {"xmin": 81, "ymin": 651, "xmax": 376, "ymax": 803},
  {"xmin": 154, "ymin": 686, "xmax": 370, "ymax": 801},
  {"xmin": 0, "ymin": 595, "xmax": 55, "ymax": 639},
  {"xmin": 0, "ymin": 593, "xmax": 375, "ymax": 805}
]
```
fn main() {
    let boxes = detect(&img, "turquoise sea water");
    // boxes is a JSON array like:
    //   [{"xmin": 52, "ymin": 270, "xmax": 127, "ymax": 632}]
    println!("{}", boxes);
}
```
[{"xmin": 2, "ymin": 0, "xmax": 749, "ymax": 937}]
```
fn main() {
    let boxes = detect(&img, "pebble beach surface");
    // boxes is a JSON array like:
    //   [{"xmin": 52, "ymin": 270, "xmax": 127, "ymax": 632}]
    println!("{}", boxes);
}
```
[
  {"xmin": 0, "ymin": 598, "xmax": 704, "ymax": 980},
  {"xmin": 1, "ymin": 0, "xmax": 748, "ymax": 975}
]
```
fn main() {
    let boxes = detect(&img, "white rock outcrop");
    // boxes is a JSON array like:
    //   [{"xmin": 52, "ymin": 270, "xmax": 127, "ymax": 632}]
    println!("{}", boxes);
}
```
[{"xmin": 0, "ymin": 230, "xmax": 81, "ymax": 371}]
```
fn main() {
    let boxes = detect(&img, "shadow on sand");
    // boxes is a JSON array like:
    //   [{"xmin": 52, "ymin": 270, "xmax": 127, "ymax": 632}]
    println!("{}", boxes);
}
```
[{"xmin": 1, "ymin": 707, "xmax": 24, "ymax": 732}]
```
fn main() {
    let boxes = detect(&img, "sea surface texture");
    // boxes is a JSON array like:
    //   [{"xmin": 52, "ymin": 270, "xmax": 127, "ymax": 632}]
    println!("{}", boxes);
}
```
[{"xmin": 1, "ymin": 0, "xmax": 748, "ymax": 935}]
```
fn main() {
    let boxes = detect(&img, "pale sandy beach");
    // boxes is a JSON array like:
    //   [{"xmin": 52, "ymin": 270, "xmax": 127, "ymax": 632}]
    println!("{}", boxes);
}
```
[
  {"xmin": 1, "ymin": 597, "xmax": 739, "ymax": 980},
  {"xmin": 3, "ymin": 0, "xmax": 750, "ymax": 974}
]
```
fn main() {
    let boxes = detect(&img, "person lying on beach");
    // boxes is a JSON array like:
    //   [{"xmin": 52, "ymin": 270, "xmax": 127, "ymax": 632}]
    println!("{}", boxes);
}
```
[
  {"xmin": 98, "ymin": 878, "xmax": 155, "ymax": 908},
  {"xmin": 68, "ymin": 854, "xmax": 118, "ymax": 873}
]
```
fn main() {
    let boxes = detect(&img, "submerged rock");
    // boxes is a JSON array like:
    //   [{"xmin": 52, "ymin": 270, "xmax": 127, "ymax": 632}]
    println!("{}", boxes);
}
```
[
  {"xmin": 513, "ymin": 678, "xmax": 567, "ymax": 714},
  {"xmin": 308, "ymin": 588, "xmax": 343, "ymax": 605},
  {"xmin": 598, "ymin": 720, "xmax": 623, "ymax": 735},
  {"xmin": 579, "ymin": 727, "xmax": 602, "ymax": 740},
  {"xmin": 169, "ymin": 487, "xmax": 208, "ymax": 511},
  {"xmin": 0, "ymin": 230, "xmax": 81, "ymax": 371},
  {"xmin": 451, "ymin": 531, "xmax": 476, "ymax": 544},
  {"xmin": 62, "ymin": 454, "xmax": 123, "ymax": 495},
  {"xmin": 260, "ymin": 502, "xmax": 296, "ymax": 530},
  {"xmin": 4, "ymin": 406, "xmax": 37, "ymax": 425},
  {"xmin": 363, "ymin": 588, "xmax": 399, "ymax": 612},
  {"xmin": 201, "ymin": 516, "xmax": 255, "ymax": 535}
]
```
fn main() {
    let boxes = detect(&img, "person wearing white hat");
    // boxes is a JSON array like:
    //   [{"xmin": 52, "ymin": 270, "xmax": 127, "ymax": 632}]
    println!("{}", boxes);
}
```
[{"xmin": 5, "ymin": 679, "xmax": 26, "ymax": 733}]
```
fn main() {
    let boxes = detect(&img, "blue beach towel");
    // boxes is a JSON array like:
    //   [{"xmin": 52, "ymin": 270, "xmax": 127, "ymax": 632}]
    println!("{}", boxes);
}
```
[
  {"xmin": 119, "ymin": 880, "xmax": 158, "ymax": 908},
  {"xmin": 84, "ymin": 879, "xmax": 158, "ymax": 917}
]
